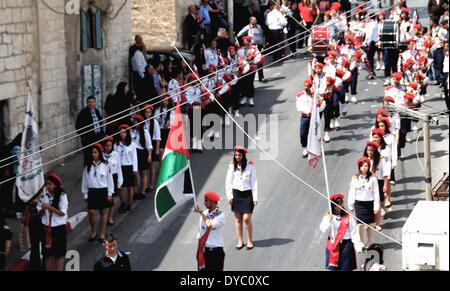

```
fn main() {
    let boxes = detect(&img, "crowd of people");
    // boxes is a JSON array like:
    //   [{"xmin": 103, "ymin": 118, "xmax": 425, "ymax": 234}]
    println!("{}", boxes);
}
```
[{"xmin": 0, "ymin": 0, "xmax": 448, "ymax": 271}]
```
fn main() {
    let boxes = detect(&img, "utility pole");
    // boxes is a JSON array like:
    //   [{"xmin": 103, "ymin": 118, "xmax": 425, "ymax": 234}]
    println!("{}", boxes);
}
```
[{"xmin": 385, "ymin": 103, "xmax": 433, "ymax": 201}]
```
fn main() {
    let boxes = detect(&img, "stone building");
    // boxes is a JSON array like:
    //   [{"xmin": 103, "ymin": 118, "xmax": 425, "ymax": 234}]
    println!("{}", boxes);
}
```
[
  {"xmin": 131, "ymin": 0, "xmax": 196, "ymax": 49},
  {"xmin": 0, "ymin": 0, "xmax": 132, "ymax": 162}
]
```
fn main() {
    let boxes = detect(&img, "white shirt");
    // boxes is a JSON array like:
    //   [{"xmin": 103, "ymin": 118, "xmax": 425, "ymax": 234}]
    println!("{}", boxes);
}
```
[
  {"xmin": 266, "ymin": 9, "xmax": 288, "ymax": 30},
  {"xmin": 154, "ymin": 107, "xmax": 174, "ymax": 128},
  {"xmin": 37, "ymin": 190, "xmax": 69, "ymax": 227},
  {"xmin": 103, "ymin": 151, "xmax": 123, "ymax": 189},
  {"xmin": 131, "ymin": 50, "xmax": 147, "ymax": 78},
  {"xmin": 168, "ymin": 79, "xmax": 182, "ymax": 103},
  {"xmin": 296, "ymin": 91, "xmax": 326, "ymax": 115},
  {"xmin": 115, "ymin": 142, "xmax": 138, "ymax": 172},
  {"xmin": 364, "ymin": 19, "xmax": 379, "ymax": 45},
  {"xmin": 319, "ymin": 214, "xmax": 362, "ymax": 247},
  {"xmin": 347, "ymin": 175, "xmax": 380, "ymax": 211},
  {"xmin": 81, "ymin": 162, "xmax": 115, "ymax": 198},
  {"xmin": 225, "ymin": 163, "xmax": 258, "ymax": 202},
  {"xmin": 143, "ymin": 119, "xmax": 161, "ymax": 141},
  {"xmin": 313, "ymin": 73, "xmax": 328, "ymax": 96},
  {"xmin": 205, "ymin": 48, "xmax": 219, "ymax": 69},
  {"xmin": 186, "ymin": 85, "xmax": 202, "ymax": 105},
  {"xmin": 198, "ymin": 208, "xmax": 226, "ymax": 248},
  {"xmin": 131, "ymin": 129, "xmax": 152, "ymax": 150}
]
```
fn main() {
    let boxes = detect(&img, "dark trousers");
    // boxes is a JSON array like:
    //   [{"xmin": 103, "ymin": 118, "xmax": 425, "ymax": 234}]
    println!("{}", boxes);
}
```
[
  {"xmin": 332, "ymin": 92, "xmax": 341, "ymax": 119},
  {"xmin": 298, "ymin": 22, "xmax": 313, "ymax": 48},
  {"xmin": 204, "ymin": 247, "xmax": 225, "ymax": 271},
  {"xmin": 300, "ymin": 116, "xmax": 311, "ymax": 148},
  {"xmin": 399, "ymin": 118, "xmax": 411, "ymax": 149},
  {"xmin": 384, "ymin": 49, "xmax": 399, "ymax": 78},
  {"xmin": 287, "ymin": 27, "xmax": 298, "ymax": 53},
  {"xmin": 433, "ymin": 48, "xmax": 445, "ymax": 84},
  {"xmin": 323, "ymin": 98, "xmax": 334, "ymax": 132},
  {"xmin": 269, "ymin": 29, "xmax": 283, "ymax": 60},
  {"xmin": 257, "ymin": 45, "xmax": 265, "ymax": 81},
  {"xmin": 29, "ymin": 216, "xmax": 44, "ymax": 271},
  {"xmin": 240, "ymin": 71, "xmax": 256, "ymax": 98},
  {"xmin": 366, "ymin": 42, "xmax": 376, "ymax": 75}
]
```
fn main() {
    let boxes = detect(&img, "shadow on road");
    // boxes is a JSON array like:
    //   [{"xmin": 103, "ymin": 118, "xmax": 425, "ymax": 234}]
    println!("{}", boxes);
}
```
[{"xmin": 253, "ymin": 238, "xmax": 295, "ymax": 248}]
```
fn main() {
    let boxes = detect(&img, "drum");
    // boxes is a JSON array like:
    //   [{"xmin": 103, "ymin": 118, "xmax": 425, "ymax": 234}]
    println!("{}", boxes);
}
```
[
  {"xmin": 311, "ymin": 26, "xmax": 329, "ymax": 56},
  {"xmin": 380, "ymin": 20, "xmax": 399, "ymax": 49}
]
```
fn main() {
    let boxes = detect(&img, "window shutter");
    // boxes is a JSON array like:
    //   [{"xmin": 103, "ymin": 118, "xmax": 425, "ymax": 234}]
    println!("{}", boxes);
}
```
[
  {"xmin": 94, "ymin": 9, "xmax": 103, "ymax": 50},
  {"xmin": 80, "ymin": 10, "xmax": 88, "ymax": 52}
]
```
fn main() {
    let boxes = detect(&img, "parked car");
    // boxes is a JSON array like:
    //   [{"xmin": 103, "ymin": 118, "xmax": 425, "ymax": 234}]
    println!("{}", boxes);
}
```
[{"xmin": 146, "ymin": 48, "xmax": 193, "ymax": 72}]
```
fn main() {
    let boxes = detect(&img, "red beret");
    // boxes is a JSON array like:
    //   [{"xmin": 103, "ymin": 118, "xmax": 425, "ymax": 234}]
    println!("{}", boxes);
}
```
[
  {"xmin": 234, "ymin": 145, "xmax": 248, "ymax": 154},
  {"xmin": 228, "ymin": 46, "xmax": 236, "ymax": 51},
  {"xmin": 189, "ymin": 72, "xmax": 200, "ymax": 81},
  {"xmin": 102, "ymin": 136, "xmax": 114, "ymax": 143},
  {"xmin": 372, "ymin": 128, "xmax": 385, "ymax": 137},
  {"xmin": 406, "ymin": 58, "xmax": 416, "ymax": 65},
  {"xmin": 377, "ymin": 11, "xmax": 386, "ymax": 16},
  {"xmin": 336, "ymin": 69, "xmax": 345, "ymax": 78},
  {"xmin": 144, "ymin": 104, "xmax": 154, "ymax": 111},
  {"xmin": 401, "ymin": 8, "xmax": 410, "ymax": 14},
  {"xmin": 341, "ymin": 59, "xmax": 350, "ymax": 67},
  {"xmin": 93, "ymin": 143, "xmax": 104, "ymax": 153},
  {"xmin": 315, "ymin": 63, "xmax": 325, "ymax": 69},
  {"xmin": 330, "ymin": 193, "xmax": 345, "ymax": 200},
  {"xmin": 404, "ymin": 93, "xmax": 416, "ymax": 102},
  {"xmin": 357, "ymin": 156, "xmax": 371, "ymax": 166},
  {"xmin": 209, "ymin": 64, "xmax": 217, "ymax": 71},
  {"xmin": 413, "ymin": 24, "xmax": 422, "ymax": 30},
  {"xmin": 46, "ymin": 172, "xmax": 63, "ymax": 187},
  {"xmin": 328, "ymin": 51, "xmax": 338, "ymax": 57},
  {"xmin": 326, "ymin": 77, "xmax": 336, "ymax": 84},
  {"xmin": 204, "ymin": 191, "xmax": 221, "ymax": 202},
  {"xmin": 304, "ymin": 79, "xmax": 312, "ymax": 86},
  {"xmin": 354, "ymin": 50, "xmax": 363, "ymax": 60},
  {"xmin": 383, "ymin": 95, "xmax": 395, "ymax": 103},
  {"xmin": 418, "ymin": 56, "xmax": 428, "ymax": 65},
  {"xmin": 376, "ymin": 108, "xmax": 389, "ymax": 116},
  {"xmin": 407, "ymin": 38, "xmax": 415, "ymax": 44},
  {"xmin": 391, "ymin": 72, "xmax": 403, "ymax": 79},
  {"xmin": 241, "ymin": 36, "xmax": 252, "ymax": 42},
  {"xmin": 134, "ymin": 114, "xmax": 144, "ymax": 123},
  {"xmin": 367, "ymin": 141, "xmax": 380, "ymax": 148},
  {"xmin": 344, "ymin": 34, "xmax": 354, "ymax": 41},
  {"xmin": 119, "ymin": 124, "xmax": 130, "ymax": 130},
  {"xmin": 408, "ymin": 82, "xmax": 419, "ymax": 90},
  {"xmin": 331, "ymin": 2, "xmax": 341, "ymax": 9}
]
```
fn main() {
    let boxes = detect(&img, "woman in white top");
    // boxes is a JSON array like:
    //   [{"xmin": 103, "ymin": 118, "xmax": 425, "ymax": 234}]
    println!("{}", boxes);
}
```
[
  {"xmin": 225, "ymin": 146, "xmax": 258, "ymax": 250},
  {"xmin": 154, "ymin": 97, "xmax": 174, "ymax": 153},
  {"xmin": 82, "ymin": 143, "xmax": 114, "ymax": 243},
  {"xmin": 131, "ymin": 114, "xmax": 152, "ymax": 200},
  {"xmin": 364, "ymin": 139, "xmax": 390, "ymax": 231},
  {"xmin": 142, "ymin": 104, "xmax": 162, "ymax": 193},
  {"xmin": 320, "ymin": 193, "xmax": 363, "ymax": 271},
  {"xmin": 348, "ymin": 157, "xmax": 380, "ymax": 248},
  {"xmin": 115, "ymin": 124, "xmax": 138, "ymax": 213},
  {"xmin": 37, "ymin": 172, "xmax": 69, "ymax": 271},
  {"xmin": 102, "ymin": 136, "xmax": 123, "ymax": 226}
]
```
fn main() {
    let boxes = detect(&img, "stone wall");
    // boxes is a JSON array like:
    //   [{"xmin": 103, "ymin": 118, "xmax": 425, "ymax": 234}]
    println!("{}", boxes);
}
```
[{"xmin": 131, "ymin": 0, "xmax": 196, "ymax": 50}]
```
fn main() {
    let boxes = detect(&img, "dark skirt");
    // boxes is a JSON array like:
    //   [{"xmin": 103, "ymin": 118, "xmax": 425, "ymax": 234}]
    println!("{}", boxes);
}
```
[
  {"xmin": 42, "ymin": 224, "xmax": 67, "ymax": 258},
  {"xmin": 232, "ymin": 189, "xmax": 254, "ymax": 214},
  {"xmin": 121, "ymin": 165, "xmax": 136, "ymax": 187},
  {"xmin": 378, "ymin": 180, "xmax": 385, "ymax": 203},
  {"xmin": 151, "ymin": 140, "xmax": 159, "ymax": 162},
  {"xmin": 88, "ymin": 188, "xmax": 109, "ymax": 210},
  {"xmin": 325, "ymin": 239, "xmax": 357, "ymax": 271},
  {"xmin": 109, "ymin": 174, "xmax": 119, "ymax": 207},
  {"xmin": 137, "ymin": 148, "xmax": 150, "ymax": 171},
  {"xmin": 354, "ymin": 200, "xmax": 375, "ymax": 224},
  {"xmin": 160, "ymin": 128, "xmax": 170, "ymax": 149}
]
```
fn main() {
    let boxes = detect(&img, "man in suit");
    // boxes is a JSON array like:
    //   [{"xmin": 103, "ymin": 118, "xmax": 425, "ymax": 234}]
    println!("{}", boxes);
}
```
[
  {"xmin": 75, "ymin": 96, "xmax": 105, "ymax": 165},
  {"xmin": 184, "ymin": 5, "xmax": 201, "ymax": 50}
]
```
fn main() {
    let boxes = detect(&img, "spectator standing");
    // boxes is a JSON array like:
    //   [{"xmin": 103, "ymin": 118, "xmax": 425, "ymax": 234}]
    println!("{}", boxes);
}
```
[{"xmin": 184, "ymin": 5, "xmax": 202, "ymax": 49}]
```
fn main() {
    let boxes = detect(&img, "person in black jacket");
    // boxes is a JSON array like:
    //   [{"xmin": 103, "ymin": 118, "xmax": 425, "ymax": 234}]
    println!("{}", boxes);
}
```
[
  {"xmin": 93, "ymin": 234, "xmax": 131, "ymax": 271},
  {"xmin": 104, "ymin": 83, "xmax": 133, "ymax": 135},
  {"xmin": 428, "ymin": 0, "xmax": 449, "ymax": 20},
  {"xmin": 184, "ymin": 5, "xmax": 201, "ymax": 50},
  {"xmin": 0, "ymin": 211, "xmax": 12, "ymax": 271},
  {"xmin": 76, "ymin": 96, "xmax": 105, "ymax": 165}
]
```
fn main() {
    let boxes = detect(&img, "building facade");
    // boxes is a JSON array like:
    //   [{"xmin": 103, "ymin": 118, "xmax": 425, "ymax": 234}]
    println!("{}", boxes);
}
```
[{"xmin": 0, "ymin": 0, "xmax": 132, "ymax": 162}]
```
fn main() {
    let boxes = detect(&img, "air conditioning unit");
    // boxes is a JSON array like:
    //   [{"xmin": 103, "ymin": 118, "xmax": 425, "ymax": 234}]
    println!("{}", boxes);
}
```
[{"xmin": 402, "ymin": 201, "xmax": 449, "ymax": 271}]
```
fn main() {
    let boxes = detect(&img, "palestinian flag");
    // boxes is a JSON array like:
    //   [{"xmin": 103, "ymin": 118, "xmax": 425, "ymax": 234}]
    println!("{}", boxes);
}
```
[{"xmin": 155, "ymin": 101, "xmax": 195, "ymax": 221}]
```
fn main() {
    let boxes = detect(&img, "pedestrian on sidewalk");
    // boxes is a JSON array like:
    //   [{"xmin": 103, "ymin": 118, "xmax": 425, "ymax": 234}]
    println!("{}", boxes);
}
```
[
  {"xmin": 142, "ymin": 105, "xmax": 162, "ymax": 193},
  {"xmin": 94, "ymin": 234, "xmax": 131, "ymax": 271},
  {"xmin": 0, "ymin": 211, "xmax": 12, "ymax": 271},
  {"xmin": 347, "ymin": 157, "xmax": 380, "ymax": 249},
  {"xmin": 195, "ymin": 191, "xmax": 226, "ymax": 271},
  {"xmin": 38, "ymin": 173, "xmax": 69, "ymax": 271},
  {"xmin": 319, "ymin": 193, "xmax": 364, "ymax": 271},
  {"xmin": 75, "ymin": 96, "xmax": 105, "ymax": 166},
  {"xmin": 102, "ymin": 137, "xmax": 123, "ymax": 226},
  {"xmin": 225, "ymin": 146, "xmax": 258, "ymax": 251},
  {"xmin": 82, "ymin": 143, "xmax": 114, "ymax": 243},
  {"xmin": 115, "ymin": 125, "xmax": 138, "ymax": 213}
]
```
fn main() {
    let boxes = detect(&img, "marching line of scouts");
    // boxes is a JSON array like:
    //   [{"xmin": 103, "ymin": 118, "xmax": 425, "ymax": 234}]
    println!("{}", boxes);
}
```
[
  {"xmin": 296, "ymin": 1, "xmax": 448, "ymax": 271},
  {"xmin": 15, "ymin": 1, "xmax": 447, "ymax": 272}
]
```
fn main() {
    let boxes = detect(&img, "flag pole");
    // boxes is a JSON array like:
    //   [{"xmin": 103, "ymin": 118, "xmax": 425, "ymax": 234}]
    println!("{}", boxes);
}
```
[
  {"xmin": 321, "ymin": 138, "xmax": 335, "ymax": 241},
  {"xmin": 188, "ymin": 162, "xmax": 198, "ymax": 206}
]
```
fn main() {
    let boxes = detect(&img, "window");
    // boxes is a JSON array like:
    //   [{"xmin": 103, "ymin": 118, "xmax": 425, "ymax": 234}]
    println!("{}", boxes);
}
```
[{"xmin": 81, "ymin": 8, "xmax": 103, "ymax": 51}]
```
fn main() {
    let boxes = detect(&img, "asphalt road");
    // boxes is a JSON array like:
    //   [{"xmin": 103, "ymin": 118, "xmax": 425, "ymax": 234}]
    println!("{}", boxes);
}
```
[{"xmin": 62, "ymin": 52, "xmax": 447, "ymax": 271}]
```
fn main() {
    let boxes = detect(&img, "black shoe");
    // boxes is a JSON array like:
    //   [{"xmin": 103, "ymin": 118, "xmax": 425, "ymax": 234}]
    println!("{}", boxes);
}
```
[
  {"xmin": 125, "ymin": 204, "xmax": 131, "ymax": 212},
  {"xmin": 246, "ymin": 244, "xmax": 254, "ymax": 250},
  {"xmin": 259, "ymin": 78, "xmax": 267, "ymax": 83},
  {"xmin": 88, "ymin": 235, "xmax": 97, "ymax": 243},
  {"xmin": 107, "ymin": 221, "xmax": 115, "ymax": 226},
  {"xmin": 145, "ymin": 187, "xmax": 154, "ymax": 193},
  {"xmin": 133, "ymin": 193, "xmax": 146, "ymax": 200},
  {"xmin": 118, "ymin": 203, "xmax": 126, "ymax": 213},
  {"xmin": 98, "ymin": 238, "xmax": 105, "ymax": 244},
  {"xmin": 236, "ymin": 244, "xmax": 245, "ymax": 250}
]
